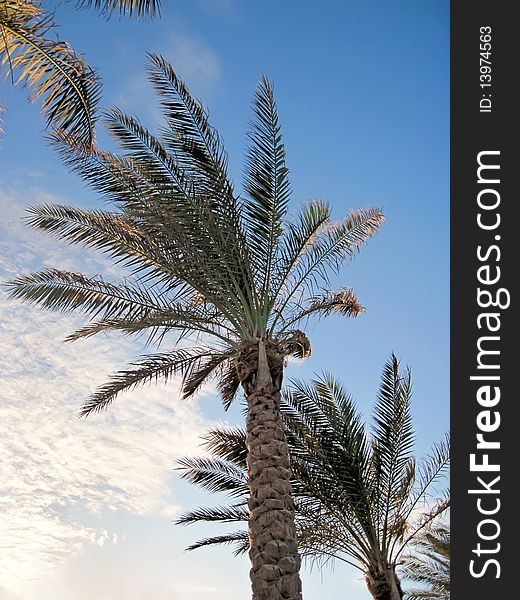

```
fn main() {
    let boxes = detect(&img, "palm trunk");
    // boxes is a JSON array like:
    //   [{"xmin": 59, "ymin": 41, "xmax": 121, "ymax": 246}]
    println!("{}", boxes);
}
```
[
  {"xmin": 237, "ymin": 339, "xmax": 303, "ymax": 600},
  {"xmin": 366, "ymin": 564, "xmax": 403, "ymax": 600}
]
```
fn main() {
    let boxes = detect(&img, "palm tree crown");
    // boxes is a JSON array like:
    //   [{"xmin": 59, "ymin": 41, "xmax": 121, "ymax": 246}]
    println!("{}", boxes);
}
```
[
  {"xmin": 176, "ymin": 355, "xmax": 450, "ymax": 600},
  {"xmin": 7, "ymin": 53, "xmax": 383, "ymax": 416}
]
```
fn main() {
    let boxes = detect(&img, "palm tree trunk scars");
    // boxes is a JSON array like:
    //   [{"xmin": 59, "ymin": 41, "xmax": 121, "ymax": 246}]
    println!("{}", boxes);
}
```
[
  {"xmin": 237, "ymin": 339, "xmax": 303, "ymax": 600},
  {"xmin": 366, "ymin": 565, "xmax": 404, "ymax": 600}
]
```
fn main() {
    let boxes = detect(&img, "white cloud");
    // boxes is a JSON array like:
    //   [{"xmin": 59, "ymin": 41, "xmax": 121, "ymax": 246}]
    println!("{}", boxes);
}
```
[
  {"xmin": 0, "ymin": 186, "xmax": 212, "ymax": 597},
  {"xmin": 116, "ymin": 28, "xmax": 220, "ymax": 121},
  {"xmin": 165, "ymin": 31, "xmax": 221, "ymax": 95}
]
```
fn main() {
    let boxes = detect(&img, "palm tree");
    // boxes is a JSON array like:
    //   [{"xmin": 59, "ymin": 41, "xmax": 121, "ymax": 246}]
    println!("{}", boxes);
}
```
[
  {"xmin": 400, "ymin": 523, "xmax": 450, "ymax": 600},
  {"xmin": 176, "ymin": 355, "xmax": 450, "ymax": 600},
  {"xmin": 6, "ymin": 55, "xmax": 384, "ymax": 600},
  {"xmin": 0, "ymin": 0, "xmax": 160, "ymax": 147}
]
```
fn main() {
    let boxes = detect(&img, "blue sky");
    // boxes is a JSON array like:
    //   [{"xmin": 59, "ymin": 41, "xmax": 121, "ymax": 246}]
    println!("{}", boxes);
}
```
[{"xmin": 0, "ymin": 1, "xmax": 449, "ymax": 598}]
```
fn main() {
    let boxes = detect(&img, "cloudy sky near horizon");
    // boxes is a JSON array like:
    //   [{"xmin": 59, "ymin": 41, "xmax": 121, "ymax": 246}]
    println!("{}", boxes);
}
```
[{"xmin": 0, "ymin": 2, "xmax": 449, "ymax": 598}]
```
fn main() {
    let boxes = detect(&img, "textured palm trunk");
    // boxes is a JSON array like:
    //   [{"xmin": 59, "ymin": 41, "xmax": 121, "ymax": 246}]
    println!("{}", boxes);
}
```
[
  {"xmin": 237, "ymin": 339, "xmax": 303, "ymax": 600},
  {"xmin": 366, "ymin": 564, "xmax": 403, "ymax": 600}
]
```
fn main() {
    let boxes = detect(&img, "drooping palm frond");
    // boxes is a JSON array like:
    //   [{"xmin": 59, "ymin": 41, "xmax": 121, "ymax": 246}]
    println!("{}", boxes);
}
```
[
  {"xmin": 400, "ymin": 522, "xmax": 450, "ymax": 600},
  {"xmin": 272, "ymin": 206, "xmax": 384, "ymax": 330},
  {"xmin": 76, "ymin": 0, "xmax": 161, "ymax": 18},
  {"xmin": 176, "ymin": 457, "xmax": 247, "ymax": 498},
  {"xmin": 202, "ymin": 426, "xmax": 248, "ymax": 468},
  {"xmin": 0, "ymin": 1, "xmax": 101, "ymax": 147},
  {"xmin": 279, "ymin": 287, "xmax": 364, "ymax": 332},
  {"xmin": 80, "ymin": 346, "xmax": 233, "ymax": 416},
  {"xmin": 184, "ymin": 530, "xmax": 250, "ymax": 556},
  {"xmin": 175, "ymin": 357, "xmax": 449, "ymax": 578}
]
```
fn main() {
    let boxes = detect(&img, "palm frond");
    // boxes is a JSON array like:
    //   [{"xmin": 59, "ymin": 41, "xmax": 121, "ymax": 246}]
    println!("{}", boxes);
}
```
[
  {"xmin": 22, "ymin": 203, "xmax": 182, "ymax": 282},
  {"xmin": 184, "ymin": 531, "xmax": 250, "ymax": 555},
  {"xmin": 182, "ymin": 350, "xmax": 236, "ymax": 399},
  {"xmin": 175, "ymin": 457, "xmax": 247, "ymax": 498},
  {"xmin": 4, "ymin": 268, "xmax": 175, "ymax": 318},
  {"xmin": 4, "ymin": 268, "xmax": 236, "ymax": 349},
  {"xmin": 401, "ymin": 435, "xmax": 450, "ymax": 525},
  {"xmin": 397, "ymin": 494, "xmax": 450, "ymax": 558},
  {"xmin": 243, "ymin": 76, "xmax": 290, "ymax": 298},
  {"xmin": 280, "ymin": 287, "xmax": 364, "ymax": 332},
  {"xmin": 47, "ymin": 129, "xmax": 158, "ymax": 209},
  {"xmin": 0, "ymin": 2, "xmax": 100, "ymax": 147},
  {"xmin": 202, "ymin": 426, "xmax": 248, "ymax": 468},
  {"xmin": 274, "ymin": 199, "xmax": 330, "ymax": 290},
  {"xmin": 400, "ymin": 523, "xmax": 450, "ymax": 600},
  {"xmin": 272, "ymin": 207, "xmax": 384, "ymax": 329},
  {"xmin": 80, "ymin": 346, "xmax": 227, "ymax": 416},
  {"xmin": 217, "ymin": 359, "xmax": 241, "ymax": 410},
  {"xmin": 76, "ymin": 0, "xmax": 161, "ymax": 18},
  {"xmin": 370, "ymin": 354, "xmax": 415, "ymax": 551},
  {"xmin": 147, "ymin": 53, "xmax": 235, "ymax": 209}
]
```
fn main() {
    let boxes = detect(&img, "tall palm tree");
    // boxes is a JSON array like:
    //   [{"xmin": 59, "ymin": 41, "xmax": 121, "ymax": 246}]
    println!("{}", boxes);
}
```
[
  {"xmin": 400, "ymin": 523, "xmax": 450, "ymax": 600},
  {"xmin": 176, "ymin": 355, "xmax": 450, "ymax": 600},
  {"xmin": 0, "ymin": 0, "xmax": 160, "ymax": 147},
  {"xmin": 6, "ymin": 55, "xmax": 384, "ymax": 600}
]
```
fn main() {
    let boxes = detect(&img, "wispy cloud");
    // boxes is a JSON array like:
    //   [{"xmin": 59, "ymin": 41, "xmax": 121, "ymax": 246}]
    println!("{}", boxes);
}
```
[
  {"xmin": 116, "ymin": 27, "xmax": 221, "ymax": 122},
  {"xmin": 0, "ymin": 186, "xmax": 212, "ymax": 597},
  {"xmin": 165, "ymin": 30, "xmax": 221, "ymax": 95}
]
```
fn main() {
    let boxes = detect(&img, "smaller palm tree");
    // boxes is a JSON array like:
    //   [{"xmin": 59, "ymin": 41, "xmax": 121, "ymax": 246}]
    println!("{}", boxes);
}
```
[
  {"xmin": 400, "ymin": 522, "xmax": 450, "ymax": 600},
  {"xmin": 176, "ymin": 355, "xmax": 450, "ymax": 600}
]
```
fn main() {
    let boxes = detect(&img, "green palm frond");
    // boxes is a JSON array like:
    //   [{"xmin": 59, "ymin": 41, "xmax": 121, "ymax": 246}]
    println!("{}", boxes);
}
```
[
  {"xmin": 0, "ymin": 1, "xmax": 101, "ymax": 147},
  {"xmin": 217, "ymin": 360, "xmax": 241, "ymax": 410},
  {"xmin": 23, "ymin": 203, "xmax": 180, "ymax": 282},
  {"xmin": 243, "ymin": 76, "xmax": 290, "ymax": 298},
  {"xmin": 371, "ymin": 354, "xmax": 415, "ymax": 552},
  {"xmin": 271, "ymin": 207, "xmax": 384, "ymax": 330},
  {"xmin": 400, "ymin": 436, "xmax": 450, "ymax": 527},
  {"xmin": 147, "ymin": 53, "xmax": 235, "ymax": 205},
  {"xmin": 175, "ymin": 457, "xmax": 247, "ymax": 497},
  {"xmin": 80, "ymin": 346, "xmax": 231, "ymax": 416},
  {"xmin": 184, "ymin": 530, "xmax": 250, "ymax": 556},
  {"xmin": 182, "ymin": 350, "xmax": 236, "ymax": 399},
  {"xmin": 5, "ymin": 268, "xmax": 173, "ymax": 317},
  {"xmin": 76, "ymin": 0, "xmax": 161, "ymax": 18},
  {"xmin": 202, "ymin": 426, "xmax": 248, "ymax": 468},
  {"xmin": 47, "ymin": 129, "xmax": 154, "ymax": 210},
  {"xmin": 400, "ymin": 523, "xmax": 450, "ymax": 600}
]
